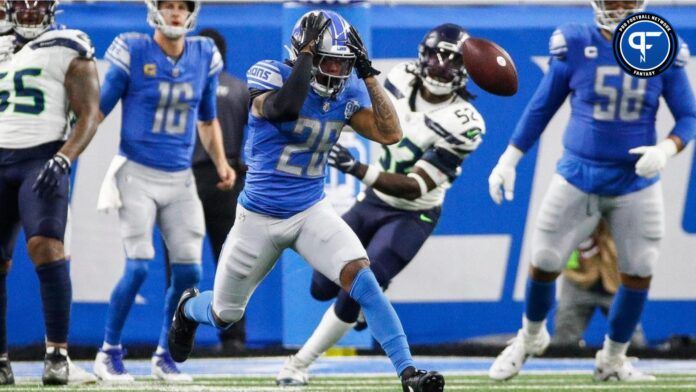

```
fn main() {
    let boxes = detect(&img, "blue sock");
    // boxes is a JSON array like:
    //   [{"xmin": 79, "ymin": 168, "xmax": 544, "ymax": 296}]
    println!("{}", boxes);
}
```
[
  {"xmin": 0, "ymin": 271, "xmax": 7, "ymax": 354},
  {"xmin": 158, "ymin": 264, "xmax": 201, "ymax": 349},
  {"xmin": 524, "ymin": 278, "xmax": 556, "ymax": 322},
  {"xmin": 608, "ymin": 285, "xmax": 648, "ymax": 343},
  {"xmin": 104, "ymin": 259, "xmax": 150, "ymax": 345},
  {"xmin": 349, "ymin": 269, "xmax": 414, "ymax": 376},
  {"xmin": 36, "ymin": 260, "xmax": 72, "ymax": 344},
  {"xmin": 183, "ymin": 290, "xmax": 219, "ymax": 327}
]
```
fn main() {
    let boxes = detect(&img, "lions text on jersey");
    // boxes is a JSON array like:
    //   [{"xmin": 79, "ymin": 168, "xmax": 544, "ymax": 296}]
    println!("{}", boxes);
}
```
[
  {"xmin": 378, "ymin": 62, "xmax": 485, "ymax": 210},
  {"xmin": 511, "ymin": 23, "xmax": 696, "ymax": 196},
  {"xmin": 241, "ymin": 60, "xmax": 371, "ymax": 218},
  {"xmin": 100, "ymin": 33, "xmax": 223, "ymax": 171},
  {"xmin": 0, "ymin": 29, "xmax": 94, "ymax": 149}
]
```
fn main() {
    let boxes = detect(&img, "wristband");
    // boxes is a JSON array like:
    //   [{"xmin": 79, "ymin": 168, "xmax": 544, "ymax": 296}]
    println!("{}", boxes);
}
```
[
  {"xmin": 407, "ymin": 172, "xmax": 429, "ymax": 197},
  {"xmin": 361, "ymin": 165, "xmax": 380, "ymax": 187}
]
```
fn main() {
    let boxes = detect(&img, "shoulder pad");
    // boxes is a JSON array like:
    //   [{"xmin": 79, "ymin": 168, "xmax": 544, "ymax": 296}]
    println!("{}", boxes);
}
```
[
  {"xmin": 424, "ymin": 102, "xmax": 485, "ymax": 156},
  {"xmin": 30, "ymin": 29, "xmax": 95, "ymax": 59},
  {"xmin": 675, "ymin": 40, "xmax": 690, "ymax": 68},
  {"xmin": 549, "ymin": 23, "xmax": 591, "ymax": 61},
  {"xmin": 384, "ymin": 61, "xmax": 417, "ymax": 100},
  {"xmin": 247, "ymin": 60, "xmax": 287, "ymax": 92}
]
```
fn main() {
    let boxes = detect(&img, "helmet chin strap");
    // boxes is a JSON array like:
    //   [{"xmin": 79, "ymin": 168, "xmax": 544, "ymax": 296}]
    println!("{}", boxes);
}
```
[
  {"xmin": 159, "ymin": 25, "xmax": 187, "ymax": 39},
  {"xmin": 422, "ymin": 76, "xmax": 456, "ymax": 96}
]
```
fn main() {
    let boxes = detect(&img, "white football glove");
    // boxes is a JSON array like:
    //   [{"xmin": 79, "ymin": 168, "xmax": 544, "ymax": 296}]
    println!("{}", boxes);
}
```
[
  {"xmin": 0, "ymin": 35, "xmax": 15, "ymax": 63},
  {"xmin": 628, "ymin": 139, "xmax": 678, "ymax": 179},
  {"xmin": 488, "ymin": 145, "xmax": 524, "ymax": 205}
]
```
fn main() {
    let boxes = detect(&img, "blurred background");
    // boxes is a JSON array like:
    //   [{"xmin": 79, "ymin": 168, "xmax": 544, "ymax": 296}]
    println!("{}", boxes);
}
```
[{"xmin": 6, "ymin": 0, "xmax": 696, "ymax": 359}]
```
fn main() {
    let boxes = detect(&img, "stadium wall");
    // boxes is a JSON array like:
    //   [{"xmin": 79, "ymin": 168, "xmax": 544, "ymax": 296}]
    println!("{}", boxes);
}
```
[{"xmin": 5, "ymin": 2, "xmax": 696, "ymax": 349}]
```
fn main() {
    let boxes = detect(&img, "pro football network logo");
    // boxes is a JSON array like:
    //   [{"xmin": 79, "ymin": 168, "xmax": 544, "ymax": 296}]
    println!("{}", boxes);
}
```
[{"xmin": 613, "ymin": 12, "xmax": 677, "ymax": 78}]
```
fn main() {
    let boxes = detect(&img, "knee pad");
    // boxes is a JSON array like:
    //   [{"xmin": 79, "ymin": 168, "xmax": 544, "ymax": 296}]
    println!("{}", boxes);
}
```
[
  {"xmin": 310, "ymin": 271, "xmax": 340, "ymax": 301},
  {"xmin": 168, "ymin": 236, "xmax": 203, "ymax": 264},
  {"xmin": 171, "ymin": 264, "xmax": 202, "ymax": 289},
  {"xmin": 531, "ymin": 247, "xmax": 564, "ymax": 273},
  {"xmin": 215, "ymin": 306, "xmax": 245, "ymax": 325},
  {"xmin": 621, "ymin": 248, "xmax": 659, "ymax": 277},
  {"xmin": 123, "ymin": 236, "xmax": 155, "ymax": 260}
]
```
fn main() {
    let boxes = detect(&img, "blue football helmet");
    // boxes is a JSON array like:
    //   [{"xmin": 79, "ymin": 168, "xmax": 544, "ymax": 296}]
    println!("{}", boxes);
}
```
[
  {"xmin": 418, "ymin": 23, "xmax": 469, "ymax": 96},
  {"xmin": 289, "ymin": 10, "xmax": 356, "ymax": 98},
  {"xmin": 6, "ymin": 0, "xmax": 57, "ymax": 39},
  {"xmin": 591, "ymin": 0, "xmax": 646, "ymax": 31},
  {"xmin": 145, "ymin": 0, "xmax": 200, "ymax": 39}
]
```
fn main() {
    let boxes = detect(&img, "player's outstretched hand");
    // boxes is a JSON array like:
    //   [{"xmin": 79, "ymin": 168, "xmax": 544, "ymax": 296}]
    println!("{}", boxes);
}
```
[
  {"xmin": 629, "ymin": 140, "xmax": 678, "ymax": 179},
  {"xmin": 33, "ymin": 154, "xmax": 70, "ymax": 198},
  {"xmin": 298, "ymin": 12, "xmax": 330, "ymax": 54},
  {"xmin": 216, "ymin": 163, "xmax": 236, "ymax": 191},
  {"xmin": 347, "ymin": 26, "xmax": 380, "ymax": 79},
  {"xmin": 328, "ymin": 144, "xmax": 359, "ymax": 175}
]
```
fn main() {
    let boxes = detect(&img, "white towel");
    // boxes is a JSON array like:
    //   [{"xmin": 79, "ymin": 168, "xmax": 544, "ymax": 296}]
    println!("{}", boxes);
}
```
[{"xmin": 97, "ymin": 155, "xmax": 127, "ymax": 212}]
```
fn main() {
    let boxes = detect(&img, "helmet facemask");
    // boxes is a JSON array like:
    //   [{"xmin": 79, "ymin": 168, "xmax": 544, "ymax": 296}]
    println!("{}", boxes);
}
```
[
  {"xmin": 8, "ymin": 0, "xmax": 57, "ymax": 40},
  {"xmin": 591, "ymin": 0, "xmax": 646, "ymax": 31},
  {"xmin": 146, "ymin": 0, "xmax": 200, "ymax": 39},
  {"xmin": 289, "ymin": 10, "xmax": 356, "ymax": 98},
  {"xmin": 0, "ymin": 1, "xmax": 12, "ymax": 34},
  {"xmin": 419, "ymin": 44, "xmax": 468, "ymax": 96}
]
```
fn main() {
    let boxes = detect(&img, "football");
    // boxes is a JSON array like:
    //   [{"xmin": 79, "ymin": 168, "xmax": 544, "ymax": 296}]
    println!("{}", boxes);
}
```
[{"xmin": 462, "ymin": 37, "xmax": 518, "ymax": 96}]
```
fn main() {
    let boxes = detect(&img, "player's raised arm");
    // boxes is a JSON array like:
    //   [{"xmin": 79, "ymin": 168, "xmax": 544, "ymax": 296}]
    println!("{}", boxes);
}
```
[
  {"xmin": 347, "ymin": 26, "xmax": 402, "ymax": 145},
  {"xmin": 251, "ymin": 13, "xmax": 329, "ymax": 122}
]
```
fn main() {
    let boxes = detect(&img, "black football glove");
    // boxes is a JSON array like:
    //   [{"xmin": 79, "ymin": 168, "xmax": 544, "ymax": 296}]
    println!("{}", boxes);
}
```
[
  {"xmin": 347, "ymin": 26, "xmax": 380, "ymax": 79},
  {"xmin": 328, "ymin": 144, "xmax": 359, "ymax": 176},
  {"xmin": 33, "ymin": 154, "xmax": 70, "ymax": 198},
  {"xmin": 297, "ymin": 12, "xmax": 331, "ymax": 55}
]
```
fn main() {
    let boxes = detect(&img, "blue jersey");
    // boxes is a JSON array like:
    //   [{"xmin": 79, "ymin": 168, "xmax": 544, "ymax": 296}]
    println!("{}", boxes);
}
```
[
  {"xmin": 100, "ymin": 33, "xmax": 223, "ymax": 171},
  {"xmin": 511, "ymin": 23, "xmax": 696, "ymax": 195},
  {"xmin": 240, "ymin": 60, "xmax": 371, "ymax": 218}
]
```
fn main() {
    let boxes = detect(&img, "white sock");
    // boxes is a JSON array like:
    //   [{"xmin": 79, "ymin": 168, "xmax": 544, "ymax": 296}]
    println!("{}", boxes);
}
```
[
  {"xmin": 101, "ymin": 342, "xmax": 122, "ymax": 351},
  {"xmin": 155, "ymin": 346, "xmax": 167, "ymax": 355},
  {"xmin": 603, "ymin": 335, "xmax": 629, "ymax": 359},
  {"xmin": 522, "ymin": 316, "xmax": 546, "ymax": 337},
  {"xmin": 294, "ymin": 304, "xmax": 355, "ymax": 367}
]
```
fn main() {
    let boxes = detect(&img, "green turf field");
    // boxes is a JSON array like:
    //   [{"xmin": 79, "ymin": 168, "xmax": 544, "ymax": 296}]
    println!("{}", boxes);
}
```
[{"xmin": 7, "ymin": 374, "xmax": 696, "ymax": 391}]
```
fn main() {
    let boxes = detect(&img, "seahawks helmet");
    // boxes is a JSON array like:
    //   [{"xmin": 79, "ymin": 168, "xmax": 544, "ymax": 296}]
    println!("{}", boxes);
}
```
[
  {"xmin": 6, "ymin": 0, "xmax": 58, "ymax": 40},
  {"xmin": 418, "ymin": 23, "xmax": 469, "ymax": 96},
  {"xmin": 591, "ymin": 0, "xmax": 646, "ymax": 31},
  {"xmin": 145, "ymin": 0, "xmax": 200, "ymax": 39},
  {"xmin": 289, "ymin": 10, "xmax": 356, "ymax": 98}
]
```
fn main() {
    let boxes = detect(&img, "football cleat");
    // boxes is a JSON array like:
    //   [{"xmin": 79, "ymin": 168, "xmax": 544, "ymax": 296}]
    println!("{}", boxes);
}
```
[
  {"xmin": 0, "ymin": 355, "xmax": 14, "ymax": 385},
  {"xmin": 401, "ymin": 368, "xmax": 445, "ymax": 392},
  {"xmin": 593, "ymin": 350, "xmax": 656, "ymax": 382},
  {"xmin": 67, "ymin": 357, "xmax": 97, "ymax": 385},
  {"xmin": 42, "ymin": 347, "xmax": 69, "ymax": 386},
  {"xmin": 489, "ymin": 328, "xmax": 550, "ymax": 381},
  {"xmin": 151, "ymin": 352, "xmax": 193, "ymax": 383},
  {"xmin": 168, "ymin": 288, "xmax": 200, "ymax": 363},
  {"xmin": 93, "ymin": 348, "xmax": 134, "ymax": 383},
  {"xmin": 276, "ymin": 355, "xmax": 309, "ymax": 386}
]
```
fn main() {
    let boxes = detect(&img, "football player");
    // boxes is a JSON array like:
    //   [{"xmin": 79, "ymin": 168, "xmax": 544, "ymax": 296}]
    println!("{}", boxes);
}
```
[
  {"xmin": 93, "ymin": 0, "xmax": 234, "ymax": 383},
  {"xmin": 168, "ymin": 10, "xmax": 445, "ymax": 392},
  {"xmin": 488, "ymin": 0, "xmax": 696, "ymax": 382},
  {"xmin": 0, "ymin": 0, "xmax": 100, "ymax": 385},
  {"xmin": 276, "ymin": 23, "xmax": 484, "ymax": 387}
]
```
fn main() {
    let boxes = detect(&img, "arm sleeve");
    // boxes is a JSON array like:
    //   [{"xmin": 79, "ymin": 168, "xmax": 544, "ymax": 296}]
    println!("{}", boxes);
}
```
[
  {"xmin": 198, "ymin": 73, "xmax": 219, "ymax": 122},
  {"xmin": 253, "ymin": 54, "xmax": 314, "ymax": 123},
  {"xmin": 509, "ymin": 58, "xmax": 572, "ymax": 152},
  {"xmin": 662, "ymin": 43, "xmax": 696, "ymax": 144},
  {"xmin": 99, "ymin": 64, "xmax": 129, "ymax": 117}
]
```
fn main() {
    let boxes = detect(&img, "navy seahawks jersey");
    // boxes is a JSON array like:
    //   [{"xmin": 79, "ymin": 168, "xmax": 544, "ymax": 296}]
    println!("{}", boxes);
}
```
[
  {"xmin": 511, "ymin": 23, "xmax": 696, "ymax": 195},
  {"xmin": 100, "ymin": 33, "xmax": 223, "ymax": 171},
  {"xmin": 240, "ymin": 60, "xmax": 371, "ymax": 218}
]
